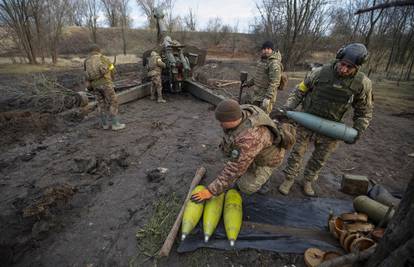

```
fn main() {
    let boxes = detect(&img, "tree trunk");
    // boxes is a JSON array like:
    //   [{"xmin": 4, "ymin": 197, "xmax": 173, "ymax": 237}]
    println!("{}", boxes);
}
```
[
  {"xmin": 121, "ymin": 24, "xmax": 127, "ymax": 55},
  {"xmin": 405, "ymin": 46, "xmax": 414, "ymax": 81},
  {"xmin": 363, "ymin": 176, "xmax": 414, "ymax": 267}
]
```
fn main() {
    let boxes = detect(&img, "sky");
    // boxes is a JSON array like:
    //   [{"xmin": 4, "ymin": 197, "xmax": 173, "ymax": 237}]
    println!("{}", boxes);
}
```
[{"xmin": 128, "ymin": 0, "xmax": 259, "ymax": 33}]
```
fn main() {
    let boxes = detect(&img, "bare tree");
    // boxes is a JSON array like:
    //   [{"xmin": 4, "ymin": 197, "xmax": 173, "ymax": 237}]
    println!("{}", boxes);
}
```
[
  {"xmin": 44, "ymin": 0, "xmax": 70, "ymax": 64},
  {"xmin": 136, "ymin": 0, "xmax": 177, "ymax": 30},
  {"xmin": 205, "ymin": 17, "xmax": 229, "ymax": 46},
  {"xmin": 85, "ymin": 0, "xmax": 100, "ymax": 43},
  {"xmin": 183, "ymin": 7, "xmax": 197, "ymax": 31},
  {"xmin": 119, "ymin": 0, "xmax": 130, "ymax": 55},
  {"xmin": 135, "ymin": 0, "xmax": 155, "ymax": 19},
  {"xmin": 68, "ymin": 0, "xmax": 87, "ymax": 26},
  {"xmin": 231, "ymin": 20, "xmax": 239, "ymax": 58},
  {"xmin": 101, "ymin": 0, "xmax": 121, "ymax": 27},
  {"xmin": 0, "ymin": 0, "xmax": 38, "ymax": 64},
  {"xmin": 254, "ymin": 0, "xmax": 328, "ymax": 69},
  {"xmin": 162, "ymin": 0, "xmax": 176, "ymax": 32},
  {"xmin": 355, "ymin": 0, "xmax": 414, "ymax": 14}
]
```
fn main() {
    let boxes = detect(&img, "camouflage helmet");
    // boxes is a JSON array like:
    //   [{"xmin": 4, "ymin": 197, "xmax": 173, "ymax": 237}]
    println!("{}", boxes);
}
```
[
  {"xmin": 89, "ymin": 44, "xmax": 101, "ymax": 53},
  {"xmin": 336, "ymin": 43, "xmax": 368, "ymax": 66}
]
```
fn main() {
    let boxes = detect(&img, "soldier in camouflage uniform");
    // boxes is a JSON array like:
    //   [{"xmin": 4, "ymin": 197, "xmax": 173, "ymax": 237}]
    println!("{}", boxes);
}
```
[
  {"xmin": 84, "ymin": 44, "xmax": 125, "ymax": 130},
  {"xmin": 191, "ymin": 99, "xmax": 295, "ymax": 202},
  {"xmin": 278, "ymin": 43, "xmax": 374, "ymax": 196},
  {"xmin": 147, "ymin": 51, "xmax": 167, "ymax": 103},
  {"xmin": 243, "ymin": 41, "xmax": 282, "ymax": 114}
]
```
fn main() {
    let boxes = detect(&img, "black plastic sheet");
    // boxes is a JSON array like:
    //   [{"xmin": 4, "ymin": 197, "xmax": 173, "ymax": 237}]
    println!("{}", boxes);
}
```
[{"xmin": 177, "ymin": 195, "xmax": 353, "ymax": 254}]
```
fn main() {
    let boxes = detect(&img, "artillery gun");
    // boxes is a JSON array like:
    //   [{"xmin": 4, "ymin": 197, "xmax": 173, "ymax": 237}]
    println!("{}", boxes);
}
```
[{"xmin": 142, "ymin": 8, "xmax": 206, "ymax": 92}]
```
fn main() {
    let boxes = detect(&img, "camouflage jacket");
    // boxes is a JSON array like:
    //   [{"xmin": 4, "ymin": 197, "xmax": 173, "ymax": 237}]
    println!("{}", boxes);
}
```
[
  {"xmin": 84, "ymin": 52, "xmax": 114, "ymax": 88},
  {"xmin": 284, "ymin": 61, "xmax": 373, "ymax": 132},
  {"xmin": 207, "ymin": 105, "xmax": 291, "ymax": 196},
  {"xmin": 247, "ymin": 51, "xmax": 282, "ymax": 103},
  {"xmin": 147, "ymin": 53, "xmax": 166, "ymax": 77}
]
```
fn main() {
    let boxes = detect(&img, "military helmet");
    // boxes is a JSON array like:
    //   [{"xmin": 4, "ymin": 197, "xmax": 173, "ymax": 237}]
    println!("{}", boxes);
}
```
[
  {"xmin": 336, "ymin": 43, "xmax": 368, "ymax": 66},
  {"xmin": 89, "ymin": 44, "xmax": 101, "ymax": 53}
]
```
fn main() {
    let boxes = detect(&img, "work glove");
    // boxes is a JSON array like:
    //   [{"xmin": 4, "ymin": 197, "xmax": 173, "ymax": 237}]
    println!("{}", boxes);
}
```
[
  {"xmin": 262, "ymin": 98, "xmax": 271, "ymax": 112},
  {"xmin": 191, "ymin": 189, "xmax": 213, "ymax": 203},
  {"xmin": 344, "ymin": 130, "xmax": 361, "ymax": 145}
]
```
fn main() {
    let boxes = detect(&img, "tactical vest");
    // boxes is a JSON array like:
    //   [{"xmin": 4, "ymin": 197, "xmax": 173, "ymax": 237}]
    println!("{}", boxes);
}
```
[
  {"xmin": 84, "ymin": 54, "xmax": 103, "ymax": 81},
  {"xmin": 84, "ymin": 53, "xmax": 112, "ymax": 87},
  {"xmin": 221, "ymin": 105, "xmax": 282, "ymax": 166},
  {"xmin": 147, "ymin": 55, "xmax": 162, "ymax": 77},
  {"xmin": 253, "ymin": 52, "xmax": 282, "ymax": 101},
  {"xmin": 303, "ymin": 64, "xmax": 365, "ymax": 122}
]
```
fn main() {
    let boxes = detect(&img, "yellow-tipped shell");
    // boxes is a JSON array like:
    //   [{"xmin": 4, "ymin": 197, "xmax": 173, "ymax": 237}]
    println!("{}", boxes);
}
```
[
  {"xmin": 224, "ymin": 189, "xmax": 242, "ymax": 244},
  {"xmin": 181, "ymin": 185, "xmax": 206, "ymax": 239},
  {"xmin": 203, "ymin": 193, "xmax": 225, "ymax": 242}
]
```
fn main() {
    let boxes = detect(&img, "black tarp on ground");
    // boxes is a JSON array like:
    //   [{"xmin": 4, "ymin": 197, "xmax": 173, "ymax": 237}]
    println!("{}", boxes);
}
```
[{"xmin": 177, "ymin": 195, "xmax": 353, "ymax": 254}]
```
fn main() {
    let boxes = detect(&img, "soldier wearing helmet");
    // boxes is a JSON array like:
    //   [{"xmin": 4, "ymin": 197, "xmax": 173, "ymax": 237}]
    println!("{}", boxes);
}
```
[
  {"xmin": 84, "ymin": 44, "xmax": 125, "ymax": 130},
  {"xmin": 147, "ymin": 50, "xmax": 167, "ymax": 103},
  {"xmin": 278, "ymin": 43, "xmax": 374, "ymax": 197}
]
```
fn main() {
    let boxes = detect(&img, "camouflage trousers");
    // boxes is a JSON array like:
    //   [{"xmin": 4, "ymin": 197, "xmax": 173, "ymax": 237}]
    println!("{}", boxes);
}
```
[
  {"xmin": 94, "ymin": 83, "xmax": 118, "ymax": 117},
  {"xmin": 150, "ymin": 75, "xmax": 163, "ymax": 100},
  {"xmin": 237, "ymin": 163, "xmax": 275, "ymax": 194},
  {"xmin": 242, "ymin": 92, "xmax": 273, "ymax": 114},
  {"xmin": 284, "ymin": 125, "xmax": 339, "ymax": 182}
]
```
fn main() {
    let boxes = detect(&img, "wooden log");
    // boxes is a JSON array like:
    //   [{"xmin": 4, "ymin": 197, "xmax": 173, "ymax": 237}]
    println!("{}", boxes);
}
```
[{"xmin": 158, "ymin": 166, "xmax": 206, "ymax": 257}]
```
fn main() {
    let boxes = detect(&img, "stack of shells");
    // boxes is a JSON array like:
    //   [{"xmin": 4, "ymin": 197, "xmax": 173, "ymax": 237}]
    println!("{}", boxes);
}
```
[{"xmin": 181, "ymin": 186, "xmax": 243, "ymax": 247}]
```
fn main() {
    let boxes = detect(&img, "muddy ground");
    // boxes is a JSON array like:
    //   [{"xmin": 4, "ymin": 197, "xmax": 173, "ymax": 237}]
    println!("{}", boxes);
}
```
[{"xmin": 0, "ymin": 60, "xmax": 413, "ymax": 267}]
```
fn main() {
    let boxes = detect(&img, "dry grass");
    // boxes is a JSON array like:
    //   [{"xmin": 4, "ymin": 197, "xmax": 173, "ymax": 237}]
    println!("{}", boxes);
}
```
[
  {"xmin": 0, "ymin": 63, "xmax": 51, "ymax": 74},
  {"xmin": 373, "ymin": 79, "xmax": 414, "ymax": 112},
  {"xmin": 130, "ymin": 193, "xmax": 181, "ymax": 266}
]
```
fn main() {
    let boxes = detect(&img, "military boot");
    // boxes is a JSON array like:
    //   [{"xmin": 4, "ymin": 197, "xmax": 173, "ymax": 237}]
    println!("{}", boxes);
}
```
[
  {"xmin": 278, "ymin": 178, "xmax": 294, "ymax": 195},
  {"xmin": 157, "ymin": 97, "xmax": 166, "ymax": 103},
  {"xmin": 100, "ymin": 114, "xmax": 110, "ymax": 130},
  {"xmin": 111, "ymin": 116, "xmax": 126, "ymax": 131},
  {"xmin": 150, "ymin": 88, "xmax": 156, "ymax": 100},
  {"xmin": 257, "ymin": 180, "xmax": 271, "ymax": 195},
  {"xmin": 303, "ymin": 181, "xmax": 316, "ymax": 197}
]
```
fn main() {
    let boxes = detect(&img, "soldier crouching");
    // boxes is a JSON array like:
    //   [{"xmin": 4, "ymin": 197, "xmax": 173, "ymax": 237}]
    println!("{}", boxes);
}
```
[{"xmin": 191, "ymin": 99, "xmax": 295, "ymax": 202}]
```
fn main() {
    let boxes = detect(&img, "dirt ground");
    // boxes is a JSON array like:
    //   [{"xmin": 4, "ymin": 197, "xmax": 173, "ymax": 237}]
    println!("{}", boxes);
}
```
[{"xmin": 0, "ymin": 60, "xmax": 413, "ymax": 267}]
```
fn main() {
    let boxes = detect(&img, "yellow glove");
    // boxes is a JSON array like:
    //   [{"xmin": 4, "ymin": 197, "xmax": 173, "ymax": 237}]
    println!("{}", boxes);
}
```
[{"xmin": 191, "ymin": 189, "xmax": 213, "ymax": 203}]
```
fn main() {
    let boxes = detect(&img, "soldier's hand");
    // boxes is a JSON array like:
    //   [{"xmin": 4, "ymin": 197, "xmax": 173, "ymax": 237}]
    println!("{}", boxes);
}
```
[
  {"xmin": 241, "ymin": 81, "xmax": 248, "ymax": 88},
  {"xmin": 191, "ymin": 189, "xmax": 213, "ymax": 203}
]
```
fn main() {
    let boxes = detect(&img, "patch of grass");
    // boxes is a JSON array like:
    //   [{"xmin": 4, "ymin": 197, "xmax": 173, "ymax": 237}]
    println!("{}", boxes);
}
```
[
  {"xmin": 373, "ymin": 79, "xmax": 414, "ymax": 111},
  {"xmin": 130, "ymin": 193, "xmax": 181, "ymax": 266}
]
